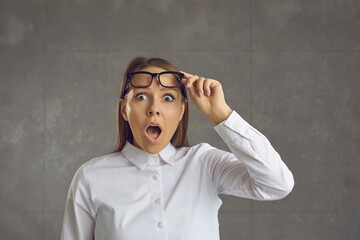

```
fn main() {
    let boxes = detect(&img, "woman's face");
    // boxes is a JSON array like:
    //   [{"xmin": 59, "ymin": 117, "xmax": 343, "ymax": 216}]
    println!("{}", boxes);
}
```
[{"xmin": 121, "ymin": 66, "xmax": 185, "ymax": 154}]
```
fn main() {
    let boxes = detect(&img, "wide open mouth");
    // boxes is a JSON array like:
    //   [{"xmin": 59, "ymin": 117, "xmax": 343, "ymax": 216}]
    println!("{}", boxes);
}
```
[{"xmin": 145, "ymin": 125, "xmax": 162, "ymax": 140}]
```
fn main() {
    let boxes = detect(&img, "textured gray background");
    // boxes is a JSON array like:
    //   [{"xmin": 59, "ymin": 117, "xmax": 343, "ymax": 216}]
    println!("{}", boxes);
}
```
[{"xmin": 1, "ymin": 0, "xmax": 359, "ymax": 239}]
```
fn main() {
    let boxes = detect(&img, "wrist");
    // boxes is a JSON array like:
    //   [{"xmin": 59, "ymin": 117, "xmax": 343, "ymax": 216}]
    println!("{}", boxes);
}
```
[{"xmin": 211, "ymin": 106, "xmax": 233, "ymax": 125}]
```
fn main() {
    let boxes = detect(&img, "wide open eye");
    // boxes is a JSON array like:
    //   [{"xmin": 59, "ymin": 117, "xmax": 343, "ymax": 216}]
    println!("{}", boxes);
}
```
[
  {"xmin": 163, "ymin": 94, "xmax": 175, "ymax": 102},
  {"xmin": 135, "ymin": 93, "xmax": 147, "ymax": 101}
]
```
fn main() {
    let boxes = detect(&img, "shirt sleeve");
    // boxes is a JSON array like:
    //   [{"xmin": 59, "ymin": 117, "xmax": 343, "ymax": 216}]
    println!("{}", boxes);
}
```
[
  {"xmin": 207, "ymin": 110, "xmax": 294, "ymax": 200},
  {"xmin": 61, "ymin": 165, "xmax": 95, "ymax": 240}
]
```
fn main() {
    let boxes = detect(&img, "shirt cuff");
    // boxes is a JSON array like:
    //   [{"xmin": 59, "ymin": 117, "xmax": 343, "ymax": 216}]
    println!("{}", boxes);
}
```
[{"xmin": 213, "ymin": 110, "xmax": 252, "ymax": 143}]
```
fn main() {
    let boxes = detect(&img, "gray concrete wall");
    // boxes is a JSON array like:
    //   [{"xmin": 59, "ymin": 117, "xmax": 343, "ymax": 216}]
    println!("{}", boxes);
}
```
[{"xmin": 1, "ymin": 0, "xmax": 359, "ymax": 239}]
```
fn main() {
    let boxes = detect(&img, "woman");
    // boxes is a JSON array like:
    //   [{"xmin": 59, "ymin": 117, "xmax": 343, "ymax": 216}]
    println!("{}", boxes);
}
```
[{"xmin": 61, "ymin": 57, "xmax": 294, "ymax": 240}]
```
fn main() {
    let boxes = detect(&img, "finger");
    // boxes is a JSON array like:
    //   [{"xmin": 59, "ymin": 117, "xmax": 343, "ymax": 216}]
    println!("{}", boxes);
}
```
[
  {"xmin": 184, "ymin": 74, "xmax": 199, "ymax": 88},
  {"xmin": 179, "ymin": 71, "xmax": 193, "ymax": 79},
  {"xmin": 204, "ymin": 78, "xmax": 211, "ymax": 96},
  {"xmin": 180, "ymin": 71, "xmax": 193, "ymax": 84},
  {"xmin": 208, "ymin": 79, "xmax": 222, "ymax": 96},
  {"xmin": 196, "ymin": 77, "xmax": 206, "ymax": 97},
  {"xmin": 181, "ymin": 77, "xmax": 189, "ymax": 86},
  {"xmin": 185, "ymin": 79, "xmax": 197, "ymax": 99}
]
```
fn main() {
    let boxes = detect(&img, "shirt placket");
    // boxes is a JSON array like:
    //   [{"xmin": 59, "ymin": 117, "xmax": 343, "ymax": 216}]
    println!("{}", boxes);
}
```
[{"xmin": 149, "ymin": 155, "xmax": 168, "ymax": 240}]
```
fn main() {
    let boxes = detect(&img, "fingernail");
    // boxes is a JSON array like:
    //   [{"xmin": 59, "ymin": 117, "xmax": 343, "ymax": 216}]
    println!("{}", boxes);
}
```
[
  {"xmin": 187, "ymin": 82, "xmax": 191, "ymax": 87},
  {"xmin": 198, "ymin": 91, "xmax": 202, "ymax": 97}
]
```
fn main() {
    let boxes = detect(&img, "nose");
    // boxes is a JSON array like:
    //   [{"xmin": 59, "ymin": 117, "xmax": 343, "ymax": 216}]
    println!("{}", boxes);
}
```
[{"xmin": 147, "ymin": 99, "xmax": 160, "ymax": 117}]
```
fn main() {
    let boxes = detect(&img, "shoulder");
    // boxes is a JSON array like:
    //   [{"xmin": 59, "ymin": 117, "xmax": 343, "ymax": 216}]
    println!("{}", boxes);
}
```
[
  {"xmin": 175, "ymin": 142, "xmax": 212, "ymax": 156},
  {"xmin": 72, "ymin": 151, "xmax": 125, "ymax": 180},
  {"xmin": 178, "ymin": 142, "xmax": 230, "ymax": 160},
  {"xmin": 189, "ymin": 142, "xmax": 214, "ymax": 153}
]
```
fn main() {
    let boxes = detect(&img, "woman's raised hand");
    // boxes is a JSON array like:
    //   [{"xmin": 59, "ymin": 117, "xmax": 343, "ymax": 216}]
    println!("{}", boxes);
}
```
[{"xmin": 180, "ymin": 71, "xmax": 233, "ymax": 125}]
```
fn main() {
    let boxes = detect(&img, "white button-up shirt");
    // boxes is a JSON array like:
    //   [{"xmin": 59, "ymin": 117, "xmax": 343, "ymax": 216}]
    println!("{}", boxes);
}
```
[{"xmin": 61, "ymin": 111, "xmax": 294, "ymax": 240}]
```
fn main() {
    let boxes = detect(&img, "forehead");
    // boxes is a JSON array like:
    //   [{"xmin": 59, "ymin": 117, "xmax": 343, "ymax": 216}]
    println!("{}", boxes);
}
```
[{"xmin": 139, "ymin": 66, "xmax": 167, "ymax": 73}]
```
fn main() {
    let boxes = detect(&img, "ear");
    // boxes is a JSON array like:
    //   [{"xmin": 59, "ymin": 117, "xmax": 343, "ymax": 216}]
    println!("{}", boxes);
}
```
[{"xmin": 120, "ymin": 99, "xmax": 128, "ymax": 121}]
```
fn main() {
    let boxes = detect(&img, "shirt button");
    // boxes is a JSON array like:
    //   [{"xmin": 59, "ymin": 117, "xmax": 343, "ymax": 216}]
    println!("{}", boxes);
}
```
[
  {"xmin": 154, "ymin": 156, "xmax": 159, "ymax": 160},
  {"xmin": 153, "ymin": 175, "xmax": 159, "ymax": 181},
  {"xmin": 155, "ymin": 198, "xmax": 161, "ymax": 204},
  {"xmin": 157, "ymin": 222, "xmax": 163, "ymax": 228}
]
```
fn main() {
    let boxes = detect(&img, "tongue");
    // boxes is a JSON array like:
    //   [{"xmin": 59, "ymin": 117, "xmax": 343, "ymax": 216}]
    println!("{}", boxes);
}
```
[{"xmin": 146, "ymin": 126, "xmax": 161, "ymax": 139}]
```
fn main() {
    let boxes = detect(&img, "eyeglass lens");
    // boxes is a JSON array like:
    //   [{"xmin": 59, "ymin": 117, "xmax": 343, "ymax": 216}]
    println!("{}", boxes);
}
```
[{"xmin": 130, "ymin": 73, "xmax": 181, "ymax": 87}]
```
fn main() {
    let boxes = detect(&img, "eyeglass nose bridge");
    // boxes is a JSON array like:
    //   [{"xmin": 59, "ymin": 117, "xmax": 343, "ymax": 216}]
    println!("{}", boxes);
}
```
[
  {"xmin": 149, "ymin": 73, "xmax": 161, "ymax": 84},
  {"xmin": 147, "ymin": 72, "xmax": 167, "ymax": 87}
]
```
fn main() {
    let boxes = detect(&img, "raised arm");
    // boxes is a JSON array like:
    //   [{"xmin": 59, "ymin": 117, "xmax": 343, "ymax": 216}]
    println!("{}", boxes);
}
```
[{"xmin": 181, "ymin": 71, "xmax": 294, "ymax": 200}]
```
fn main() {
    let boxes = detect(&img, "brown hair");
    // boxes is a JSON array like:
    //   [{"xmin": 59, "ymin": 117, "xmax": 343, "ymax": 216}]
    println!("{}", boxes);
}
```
[{"xmin": 111, "ymin": 57, "xmax": 190, "ymax": 153}]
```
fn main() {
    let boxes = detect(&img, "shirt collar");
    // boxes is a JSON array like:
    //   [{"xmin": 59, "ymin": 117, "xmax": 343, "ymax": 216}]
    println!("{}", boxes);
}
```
[{"xmin": 121, "ymin": 141, "xmax": 176, "ymax": 170}]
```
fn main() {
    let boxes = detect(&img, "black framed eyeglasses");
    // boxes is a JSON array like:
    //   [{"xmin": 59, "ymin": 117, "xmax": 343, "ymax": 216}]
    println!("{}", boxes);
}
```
[{"xmin": 126, "ymin": 71, "xmax": 184, "ymax": 88}]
